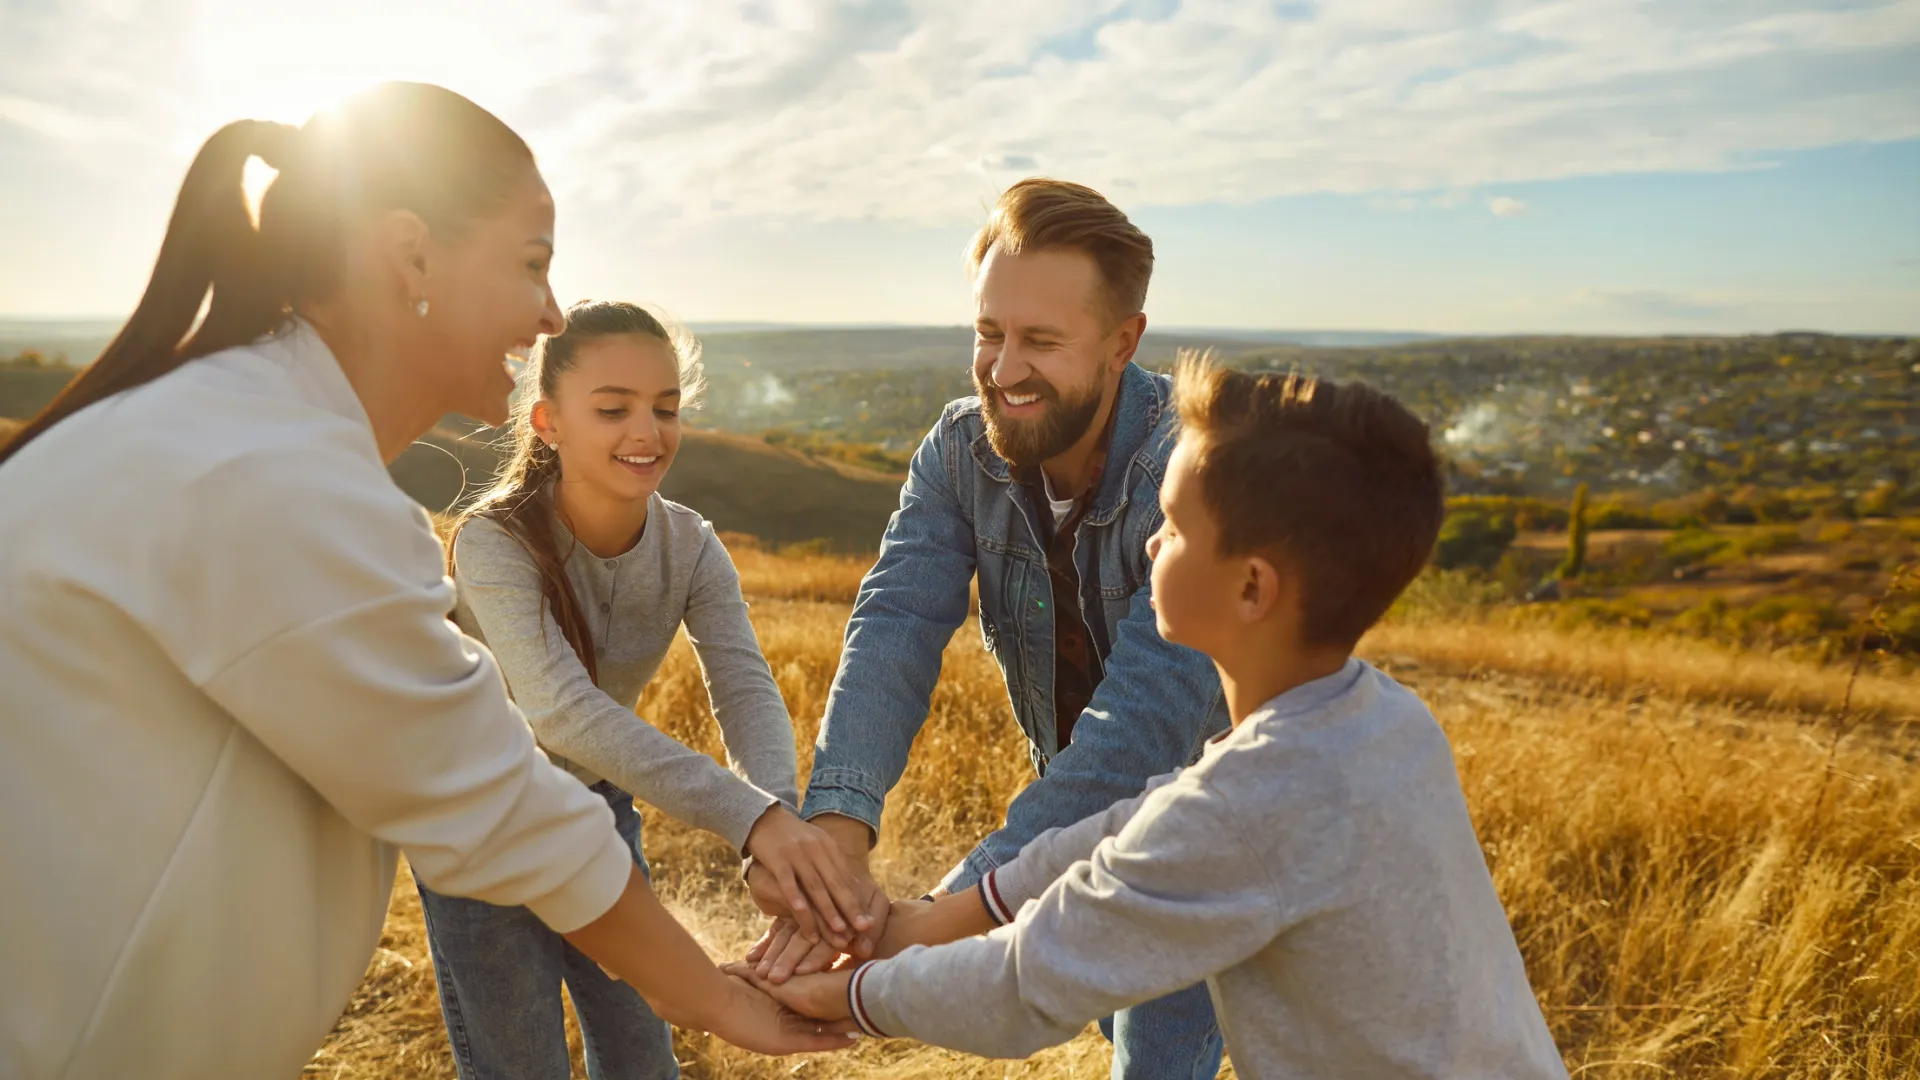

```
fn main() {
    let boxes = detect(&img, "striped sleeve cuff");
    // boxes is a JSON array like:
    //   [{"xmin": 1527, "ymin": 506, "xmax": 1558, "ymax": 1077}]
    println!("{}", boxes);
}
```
[
  {"xmin": 979, "ymin": 868, "xmax": 1016, "ymax": 925},
  {"xmin": 847, "ymin": 961, "xmax": 890, "ymax": 1038}
]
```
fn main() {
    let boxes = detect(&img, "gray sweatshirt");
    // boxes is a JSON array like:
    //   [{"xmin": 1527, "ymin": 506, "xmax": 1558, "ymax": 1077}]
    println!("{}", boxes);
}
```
[
  {"xmin": 452, "ymin": 493, "xmax": 798, "ymax": 853},
  {"xmin": 850, "ymin": 659, "xmax": 1568, "ymax": 1080}
]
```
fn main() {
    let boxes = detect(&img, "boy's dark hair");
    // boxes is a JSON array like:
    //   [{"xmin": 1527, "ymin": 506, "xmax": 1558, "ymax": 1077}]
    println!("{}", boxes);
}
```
[{"xmin": 1172, "ymin": 352, "xmax": 1446, "ymax": 649}]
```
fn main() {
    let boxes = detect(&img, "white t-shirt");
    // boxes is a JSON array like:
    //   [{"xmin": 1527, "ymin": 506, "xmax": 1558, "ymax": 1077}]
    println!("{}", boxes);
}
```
[{"xmin": 1041, "ymin": 472, "xmax": 1077, "ymax": 530}]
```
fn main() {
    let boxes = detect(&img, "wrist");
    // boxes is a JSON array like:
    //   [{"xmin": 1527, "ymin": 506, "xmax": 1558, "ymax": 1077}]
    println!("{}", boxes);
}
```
[
  {"xmin": 743, "ymin": 801, "xmax": 789, "ymax": 856},
  {"xmin": 811, "ymin": 813, "xmax": 877, "ymax": 861},
  {"xmin": 656, "ymin": 968, "xmax": 738, "ymax": 1033},
  {"xmin": 933, "ymin": 887, "xmax": 997, "ymax": 941}
]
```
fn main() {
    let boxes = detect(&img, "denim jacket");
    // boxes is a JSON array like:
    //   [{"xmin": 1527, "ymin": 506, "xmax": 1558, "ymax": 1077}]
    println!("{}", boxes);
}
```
[{"xmin": 801, "ymin": 363, "xmax": 1229, "ymax": 891}]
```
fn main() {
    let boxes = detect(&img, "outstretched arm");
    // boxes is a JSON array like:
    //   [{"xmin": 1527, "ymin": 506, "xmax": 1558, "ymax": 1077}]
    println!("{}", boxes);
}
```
[
  {"xmin": 939, "ymin": 577, "xmax": 1226, "ymax": 894},
  {"xmin": 801, "ymin": 419, "xmax": 979, "ymax": 844},
  {"xmin": 739, "ymin": 779, "xmax": 1284, "ymax": 1059}
]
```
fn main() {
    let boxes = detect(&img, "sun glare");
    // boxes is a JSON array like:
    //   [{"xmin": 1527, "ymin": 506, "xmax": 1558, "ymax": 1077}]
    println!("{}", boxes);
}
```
[{"xmin": 181, "ymin": 0, "xmax": 531, "ymax": 148}]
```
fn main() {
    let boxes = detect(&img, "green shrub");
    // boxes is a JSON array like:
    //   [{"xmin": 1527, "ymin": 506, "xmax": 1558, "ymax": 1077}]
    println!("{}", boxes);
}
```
[
  {"xmin": 1434, "ymin": 509, "xmax": 1517, "ymax": 571},
  {"xmin": 1557, "ymin": 483, "xmax": 1590, "ymax": 580},
  {"xmin": 1664, "ymin": 527, "xmax": 1731, "ymax": 566},
  {"xmin": 1591, "ymin": 502, "xmax": 1666, "ymax": 530}
]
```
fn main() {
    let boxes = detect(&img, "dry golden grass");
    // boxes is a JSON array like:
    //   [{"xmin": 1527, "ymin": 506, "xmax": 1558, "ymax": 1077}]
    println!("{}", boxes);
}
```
[
  {"xmin": 311, "ymin": 583, "xmax": 1920, "ymax": 1079},
  {"xmin": 724, "ymin": 537, "xmax": 878, "ymax": 605},
  {"xmin": 1364, "ymin": 614, "xmax": 1920, "ymax": 725}
]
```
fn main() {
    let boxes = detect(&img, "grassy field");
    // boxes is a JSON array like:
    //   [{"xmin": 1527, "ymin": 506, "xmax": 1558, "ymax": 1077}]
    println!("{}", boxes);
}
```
[{"xmin": 307, "ymin": 546, "xmax": 1920, "ymax": 1080}]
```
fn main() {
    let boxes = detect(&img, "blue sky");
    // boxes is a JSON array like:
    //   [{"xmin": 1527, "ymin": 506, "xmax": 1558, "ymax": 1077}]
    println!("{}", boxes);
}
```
[{"xmin": 2, "ymin": 0, "xmax": 1917, "ymax": 333}]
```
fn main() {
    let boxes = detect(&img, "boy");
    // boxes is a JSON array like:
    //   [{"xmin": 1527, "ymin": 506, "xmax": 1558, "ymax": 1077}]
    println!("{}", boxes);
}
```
[{"xmin": 731, "ymin": 356, "xmax": 1568, "ymax": 1078}]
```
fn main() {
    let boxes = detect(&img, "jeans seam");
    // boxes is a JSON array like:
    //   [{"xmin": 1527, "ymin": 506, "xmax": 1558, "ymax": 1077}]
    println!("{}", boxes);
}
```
[
  {"xmin": 419, "ymin": 900, "xmax": 479, "ymax": 1076},
  {"xmin": 1186, "ymin": 1018, "xmax": 1223, "ymax": 1080}
]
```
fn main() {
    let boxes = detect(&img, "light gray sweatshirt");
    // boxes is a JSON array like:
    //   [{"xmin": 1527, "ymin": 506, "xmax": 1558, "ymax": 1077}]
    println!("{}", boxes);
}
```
[
  {"xmin": 452, "ymin": 494, "xmax": 798, "ymax": 853},
  {"xmin": 850, "ymin": 659, "xmax": 1568, "ymax": 1080}
]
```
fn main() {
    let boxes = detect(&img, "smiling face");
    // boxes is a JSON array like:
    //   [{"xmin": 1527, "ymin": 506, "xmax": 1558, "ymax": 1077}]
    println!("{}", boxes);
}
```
[
  {"xmin": 533, "ymin": 332, "xmax": 684, "ymax": 505},
  {"xmin": 415, "ymin": 168, "xmax": 566, "ymax": 426},
  {"xmin": 970, "ymin": 246, "xmax": 1129, "ymax": 467}
]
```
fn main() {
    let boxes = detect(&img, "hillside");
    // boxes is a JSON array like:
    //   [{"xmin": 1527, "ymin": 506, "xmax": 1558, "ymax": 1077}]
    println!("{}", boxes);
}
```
[
  {"xmin": 2, "ymin": 365, "xmax": 904, "ymax": 552},
  {"xmin": 359, "ymin": 423, "xmax": 903, "ymax": 552}
]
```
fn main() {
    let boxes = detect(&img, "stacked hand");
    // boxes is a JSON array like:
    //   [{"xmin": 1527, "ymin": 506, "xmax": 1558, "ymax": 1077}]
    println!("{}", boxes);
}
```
[
  {"xmin": 741, "ymin": 805, "xmax": 877, "ymax": 952},
  {"xmin": 744, "ymin": 897, "xmax": 940, "ymax": 981},
  {"xmin": 709, "ymin": 973, "xmax": 863, "ymax": 1053},
  {"xmin": 732, "ymin": 892, "xmax": 1000, "ymax": 1035},
  {"xmin": 734, "ymin": 814, "xmax": 995, "ymax": 1030}
]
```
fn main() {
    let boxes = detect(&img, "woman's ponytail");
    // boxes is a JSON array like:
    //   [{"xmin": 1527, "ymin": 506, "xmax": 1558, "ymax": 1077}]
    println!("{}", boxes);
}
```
[
  {"xmin": 0, "ymin": 119, "xmax": 299, "ymax": 468},
  {"xmin": 2, "ymin": 81, "xmax": 536, "ymax": 471}
]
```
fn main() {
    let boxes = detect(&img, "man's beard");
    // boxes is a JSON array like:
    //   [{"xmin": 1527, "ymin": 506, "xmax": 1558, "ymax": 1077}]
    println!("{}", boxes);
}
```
[{"xmin": 975, "ymin": 367, "xmax": 1106, "ymax": 467}]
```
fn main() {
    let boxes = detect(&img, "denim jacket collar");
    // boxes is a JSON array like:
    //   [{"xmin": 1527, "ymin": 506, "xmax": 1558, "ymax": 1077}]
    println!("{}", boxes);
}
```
[{"xmin": 966, "ymin": 362, "xmax": 1168, "ymax": 528}]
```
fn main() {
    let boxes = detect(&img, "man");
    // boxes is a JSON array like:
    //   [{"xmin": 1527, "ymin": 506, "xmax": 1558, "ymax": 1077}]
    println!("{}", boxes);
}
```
[{"xmin": 752, "ymin": 178, "xmax": 1229, "ymax": 1078}]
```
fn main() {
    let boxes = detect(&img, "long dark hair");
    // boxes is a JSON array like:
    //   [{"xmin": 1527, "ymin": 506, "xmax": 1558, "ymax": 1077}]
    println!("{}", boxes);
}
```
[
  {"xmin": 0, "ymin": 82, "xmax": 535, "ymax": 469},
  {"xmin": 448, "ymin": 300, "xmax": 705, "ymax": 683}
]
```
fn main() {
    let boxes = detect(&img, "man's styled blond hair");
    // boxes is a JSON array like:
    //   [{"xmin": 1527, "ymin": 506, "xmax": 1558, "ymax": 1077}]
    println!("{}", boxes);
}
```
[{"xmin": 967, "ymin": 178, "xmax": 1154, "ymax": 327}]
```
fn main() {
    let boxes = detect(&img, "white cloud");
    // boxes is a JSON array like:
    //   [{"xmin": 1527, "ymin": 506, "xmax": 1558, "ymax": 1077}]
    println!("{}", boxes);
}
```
[
  {"xmin": 4, "ymin": 0, "xmax": 1919, "ymax": 229},
  {"xmin": 1487, "ymin": 195, "xmax": 1530, "ymax": 217}
]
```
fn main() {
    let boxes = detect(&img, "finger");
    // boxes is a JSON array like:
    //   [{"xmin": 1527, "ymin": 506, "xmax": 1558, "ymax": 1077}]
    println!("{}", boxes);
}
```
[
  {"xmin": 853, "ymin": 888, "xmax": 889, "ymax": 958},
  {"xmin": 781, "ymin": 1010, "xmax": 865, "ymax": 1043},
  {"xmin": 793, "ymin": 937, "xmax": 840, "ymax": 977},
  {"xmin": 794, "ymin": 861, "xmax": 852, "ymax": 944},
  {"xmin": 743, "ymin": 919, "xmax": 781, "ymax": 964},
  {"xmin": 768, "ymin": 920, "xmax": 820, "ymax": 983},
  {"xmin": 755, "ymin": 920, "xmax": 799, "ymax": 980},
  {"xmin": 782, "ymin": 1027, "xmax": 866, "ymax": 1053},
  {"xmin": 720, "ymin": 961, "xmax": 762, "ymax": 985},
  {"xmin": 806, "ymin": 845, "xmax": 866, "ymax": 936},
  {"xmin": 774, "ymin": 865, "xmax": 821, "ymax": 942}
]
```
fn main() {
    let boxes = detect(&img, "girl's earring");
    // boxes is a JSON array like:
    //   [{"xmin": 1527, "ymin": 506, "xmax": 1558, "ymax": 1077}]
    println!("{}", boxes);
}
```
[{"xmin": 415, "ymin": 299, "xmax": 430, "ymax": 319}]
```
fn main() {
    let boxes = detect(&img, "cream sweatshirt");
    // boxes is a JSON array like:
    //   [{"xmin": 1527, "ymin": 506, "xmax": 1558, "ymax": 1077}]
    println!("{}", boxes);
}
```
[{"xmin": 0, "ymin": 321, "xmax": 634, "ymax": 1080}]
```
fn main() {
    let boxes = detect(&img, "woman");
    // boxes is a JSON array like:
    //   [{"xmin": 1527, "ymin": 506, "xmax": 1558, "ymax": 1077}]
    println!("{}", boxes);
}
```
[
  {"xmin": 0, "ymin": 83, "xmax": 854, "ymax": 1080},
  {"xmin": 420, "ymin": 300, "xmax": 865, "ymax": 1079}
]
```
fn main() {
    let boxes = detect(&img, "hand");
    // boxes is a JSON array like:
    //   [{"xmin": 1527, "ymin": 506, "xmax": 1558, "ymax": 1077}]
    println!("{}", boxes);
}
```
[
  {"xmin": 745, "ymin": 915, "xmax": 847, "ymax": 983},
  {"xmin": 748, "ymin": 815, "xmax": 891, "ymax": 961},
  {"xmin": 743, "ymin": 806, "xmax": 871, "ymax": 949},
  {"xmin": 723, "ymin": 963, "xmax": 857, "ymax": 1026},
  {"xmin": 706, "ymin": 975, "xmax": 862, "ymax": 1055}
]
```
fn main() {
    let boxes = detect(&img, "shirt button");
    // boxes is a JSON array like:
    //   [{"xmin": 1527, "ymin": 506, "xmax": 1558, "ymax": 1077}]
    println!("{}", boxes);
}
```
[
  {"xmin": 604, "ymin": 560, "xmax": 616, "ymax": 570},
  {"xmin": 600, "ymin": 602, "xmax": 611, "ymax": 614}
]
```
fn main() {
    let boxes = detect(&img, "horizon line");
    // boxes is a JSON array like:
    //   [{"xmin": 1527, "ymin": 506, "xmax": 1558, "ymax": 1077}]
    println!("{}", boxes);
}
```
[{"xmin": 0, "ymin": 315, "xmax": 1912, "ymax": 341}]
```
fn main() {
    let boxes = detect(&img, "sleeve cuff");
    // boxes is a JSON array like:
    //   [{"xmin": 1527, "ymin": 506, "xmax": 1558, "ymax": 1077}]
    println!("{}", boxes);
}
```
[
  {"xmin": 716, "ymin": 784, "xmax": 784, "ymax": 856},
  {"xmin": 847, "ymin": 961, "xmax": 891, "ymax": 1038},
  {"xmin": 799, "ymin": 768, "xmax": 890, "ymax": 842},
  {"xmin": 521, "ymin": 822, "xmax": 634, "ymax": 934},
  {"xmin": 979, "ymin": 868, "xmax": 1016, "ymax": 926}
]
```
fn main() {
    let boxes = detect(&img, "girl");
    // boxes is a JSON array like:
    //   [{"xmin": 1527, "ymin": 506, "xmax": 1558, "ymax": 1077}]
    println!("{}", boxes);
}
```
[
  {"xmin": 421, "ymin": 300, "xmax": 866, "ymax": 1080},
  {"xmin": 0, "ymin": 83, "xmax": 853, "ymax": 1080}
]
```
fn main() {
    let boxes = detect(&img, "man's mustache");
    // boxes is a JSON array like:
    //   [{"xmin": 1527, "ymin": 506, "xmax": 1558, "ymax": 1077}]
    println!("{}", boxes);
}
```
[{"xmin": 978, "ymin": 376, "xmax": 1059, "ymax": 407}]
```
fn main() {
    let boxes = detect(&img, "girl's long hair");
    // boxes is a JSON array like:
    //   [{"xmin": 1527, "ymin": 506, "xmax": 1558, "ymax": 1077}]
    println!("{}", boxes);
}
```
[
  {"xmin": 448, "ymin": 300, "xmax": 705, "ymax": 684},
  {"xmin": 0, "ymin": 81, "xmax": 535, "ymax": 469}
]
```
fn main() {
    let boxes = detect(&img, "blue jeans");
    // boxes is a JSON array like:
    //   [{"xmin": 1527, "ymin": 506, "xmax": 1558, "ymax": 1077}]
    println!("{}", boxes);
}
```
[
  {"xmin": 415, "ymin": 782, "xmax": 678, "ymax": 1080},
  {"xmin": 1100, "ymin": 982, "xmax": 1224, "ymax": 1079}
]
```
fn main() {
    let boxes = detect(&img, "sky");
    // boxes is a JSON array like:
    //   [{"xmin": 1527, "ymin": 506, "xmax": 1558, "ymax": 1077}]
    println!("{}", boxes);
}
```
[{"xmin": 2, "ymin": 0, "xmax": 1917, "ymax": 334}]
